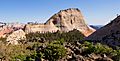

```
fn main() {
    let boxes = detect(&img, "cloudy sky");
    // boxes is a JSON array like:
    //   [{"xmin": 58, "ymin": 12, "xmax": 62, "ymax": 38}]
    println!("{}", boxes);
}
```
[{"xmin": 0, "ymin": 0, "xmax": 120, "ymax": 25}]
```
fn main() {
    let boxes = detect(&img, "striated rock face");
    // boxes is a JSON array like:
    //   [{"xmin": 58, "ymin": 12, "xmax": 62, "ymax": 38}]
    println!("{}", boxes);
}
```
[
  {"xmin": 6, "ymin": 29, "xmax": 26, "ymax": 45},
  {"xmin": 86, "ymin": 16, "xmax": 120, "ymax": 47},
  {"xmin": 25, "ymin": 8, "xmax": 95, "ymax": 36}
]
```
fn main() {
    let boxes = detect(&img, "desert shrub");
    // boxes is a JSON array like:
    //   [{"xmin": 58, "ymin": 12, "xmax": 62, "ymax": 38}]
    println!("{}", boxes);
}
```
[
  {"xmin": 11, "ymin": 42, "xmax": 44, "ymax": 61},
  {"xmin": 12, "ymin": 54, "xmax": 26, "ymax": 61},
  {"xmin": 24, "ymin": 51, "xmax": 43, "ymax": 61},
  {"xmin": 0, "ymin": 44, "xmax": 31, "ymax": 61},
  {"xmin": 44, "ymin": 45, "xmax": 66, "ymax": 61},
  {"xmin": 60, "ymin": 29, "xmax": 84, "ymax": 43},
  {"xmin": 79, "ymin": 41, "xmax": 120, "ymax": 61},
  {"xmin": 12, "ymin": 50, "xmax": 44, "ymax": 61},
  {"xmin": 0, "ymin": 37, "xmax": 6, "ymax": 43},
  {"xmin": 112, "ymin": 50, "xmax": 120, "ymax": 61},
  {"xmin": 95, "ymin": 43, "xmax": 113, "ymax": 55},
  {"xmin": 12, "ymin": 39, "xmax": 66, "ymax": 61},
  {"xmin": 82, "ymin": 41, "xmax": 113, "ymax": 55},
  {"xmin": 51, "ymin": 38, "xmax": 65, "ymax": 45},
  {"xmin": 81, "ymin": 41, "xmax": 120, "ymax": 61},
  {"xmin": 44, "ymin": 40, "xmax": 67, "ymax": 61},
  {"xmin": 82, "ymin": 41, "xmax": 95, "ymax": 54}
]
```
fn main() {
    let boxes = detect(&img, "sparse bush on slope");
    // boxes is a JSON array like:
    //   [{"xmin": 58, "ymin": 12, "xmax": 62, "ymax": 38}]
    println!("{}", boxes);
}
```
[
  {"xmin": 82, "ymin": 41, "xmax": 113, "ymax": 55},
  {"xmin": 11, "ymin": 39, "xmax": 66, "ymax": 61},
  {"xmin": 80, "ymin": 41, "xmax": 120, "ymax": 61},
  {"xmin": 44, "ymin": 39, "xmax": 67, "ymax": 61}
]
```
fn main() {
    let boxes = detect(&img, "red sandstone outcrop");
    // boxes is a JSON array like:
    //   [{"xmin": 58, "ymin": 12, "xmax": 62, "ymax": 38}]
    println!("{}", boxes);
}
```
[
  {"xmin": 25, "ymin": 8, "xmax": 95, "ymax": 36},
  {"xmin": 0, "ymin": 27, "xmax": 13, "ymax": 38},
  {"xmin": 0, "ymin": 23, "xmax": 25, "ymax": 38}
]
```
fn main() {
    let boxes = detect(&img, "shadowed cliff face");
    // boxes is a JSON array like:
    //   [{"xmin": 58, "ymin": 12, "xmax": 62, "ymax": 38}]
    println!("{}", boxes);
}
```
[
  {"xmin": 25, "ymin": 8, "xmax": 96, "ymax": 36},
  {"xmin": 86, "ymin": 16, "xmax": 120, "ymax": 40},
  {"xmin": 86, "ymin": 16, "xmax": 120, "ymax": 47}
]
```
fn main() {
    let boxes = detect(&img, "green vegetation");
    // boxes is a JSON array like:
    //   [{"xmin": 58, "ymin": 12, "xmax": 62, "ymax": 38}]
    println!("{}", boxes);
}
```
[
  {"xmin": 82, "ymin": 41, "xmax": 113, "ymax": 55},
  {"xmin": 80, "ymin": 41, "xmax": 120, "ymax": 61},
  {"xmin": 0, "ymin": 29, "xmax": 120, "ymax": 61},
  {"xmin": 0, "ymin": 37, "xmax": 6, "ymax": 43},
  {"xmin": 11, "ymin": 39, "xmax": 66, "ymax": 61},
  {"xmin": 44, "ymin": 39, "xmax": 67, "ymax": 61},
  {"xmin": 26, "ymin": 29, "xmax": 84, "ymax": 43}
]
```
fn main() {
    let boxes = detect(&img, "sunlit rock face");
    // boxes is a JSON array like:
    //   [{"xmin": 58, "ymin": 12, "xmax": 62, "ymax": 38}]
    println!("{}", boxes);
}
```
[
  {"xmin": 0, "ymin": 26, "xmax": 13, "ymax": 38},
  {"xmin": 0, "ymin": 23, "xmax": 25, "ymax": 38},
  {"xmin": 86, "ymin": 16, "xmax": 120, "ymax": 47},
  {"xmin": 6, "ymin": 29, "xmax": 26, "ymax": 45},
  {"xmin": 25, "ymin": 8, "xmax": 95, "ymax": 36}
]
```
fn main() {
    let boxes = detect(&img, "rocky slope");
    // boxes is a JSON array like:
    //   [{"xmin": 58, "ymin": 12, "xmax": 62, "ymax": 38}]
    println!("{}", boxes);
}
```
[
  {"xmin": 25, "ymin": 8, "xmax": 95, "ymax": 36},
  {"xmin": 0, "ymin": 28, "xmax": 118, "ymax": 61},
  {"xmin": 59, "ymin": 42, "xmax": 113, "ymax": 61},
  {"xmin": 86, "ymin": 15, "xmax": 120, "ymax": 47}
]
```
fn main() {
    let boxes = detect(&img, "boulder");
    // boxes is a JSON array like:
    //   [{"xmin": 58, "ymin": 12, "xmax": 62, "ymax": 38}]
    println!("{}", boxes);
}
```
[{"xmin": 6, "ymin": 29, "xmax": 26, "ymax": 45}]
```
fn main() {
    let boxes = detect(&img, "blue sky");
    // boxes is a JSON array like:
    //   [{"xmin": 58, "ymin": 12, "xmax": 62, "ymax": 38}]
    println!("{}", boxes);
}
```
[{"xmin": 0, "ymin": 0, "xmax": 120, "ymax": 25}]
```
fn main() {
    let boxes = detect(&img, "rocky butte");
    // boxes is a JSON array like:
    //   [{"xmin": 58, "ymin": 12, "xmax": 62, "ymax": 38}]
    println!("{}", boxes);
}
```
[{"xmin": 25, "ymin": 8, "xmax": 95, "ymax": 36}]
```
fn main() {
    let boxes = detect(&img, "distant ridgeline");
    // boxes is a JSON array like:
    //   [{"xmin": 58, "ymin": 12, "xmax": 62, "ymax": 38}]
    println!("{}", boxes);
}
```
[
  {"xmin": 0, "ymin": 22, "xmax": 6, "ymax": 27},
  {"xmin": 24, "ymin": 8, "xmax": 95, "ymax": 37},
  {"xmin": 90, "ymin": 25, "xmax": 103, "ymax": 30}
]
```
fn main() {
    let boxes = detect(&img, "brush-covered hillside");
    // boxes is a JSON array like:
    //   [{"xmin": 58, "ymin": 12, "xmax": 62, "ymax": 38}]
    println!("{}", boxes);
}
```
[{"xmin": 0, "ymin": 29, "xmax": 120, "ymax": 61}]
